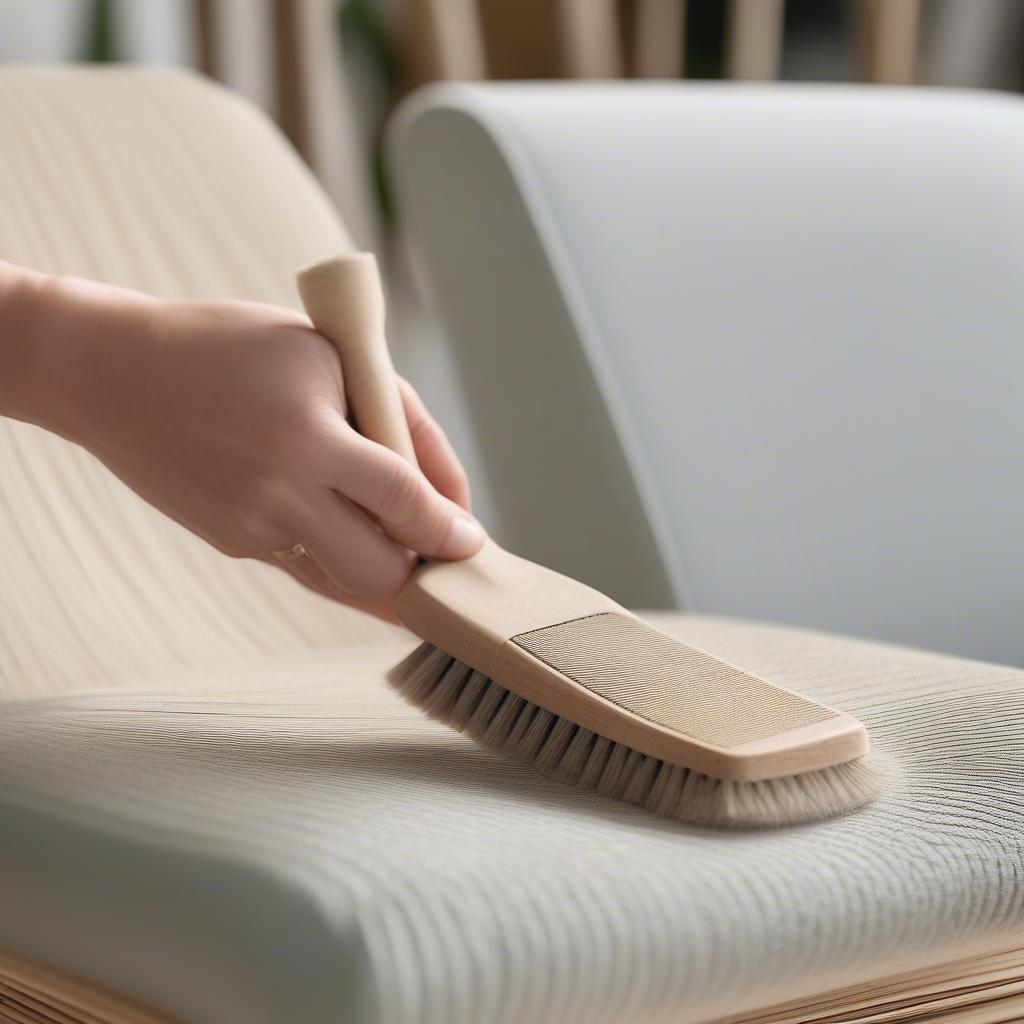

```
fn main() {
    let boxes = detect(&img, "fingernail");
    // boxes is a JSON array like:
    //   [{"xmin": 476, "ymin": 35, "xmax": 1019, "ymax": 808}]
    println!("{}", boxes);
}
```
[{"xmin": 446, "ymin": 514, "xmax": 486, "ymax": 557}]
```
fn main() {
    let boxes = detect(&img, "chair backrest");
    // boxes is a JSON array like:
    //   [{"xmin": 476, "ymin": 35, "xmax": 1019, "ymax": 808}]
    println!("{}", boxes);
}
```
[
  {"xmin": 390, "ymin": 81, "xmax": 1024, "ymax": 664},
  {"xmin": 0, "ymin": 68, "xmax": 393, "ymax": 701}
]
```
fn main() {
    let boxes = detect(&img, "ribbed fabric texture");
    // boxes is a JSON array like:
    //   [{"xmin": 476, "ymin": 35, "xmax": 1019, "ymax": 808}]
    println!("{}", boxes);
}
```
[
  {"xmin": 2, "ymin": 621, "xmax": 1024, "ymax": 1024},
  {"xmin": 0, "ymin": 68, "xmax": 398, "ymax": 703}
]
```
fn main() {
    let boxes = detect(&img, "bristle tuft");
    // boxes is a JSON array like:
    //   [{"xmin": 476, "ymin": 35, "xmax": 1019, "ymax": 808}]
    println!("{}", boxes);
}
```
[{"xmin": 387, "ymin": 643, "xmax": 888, "ymax": 828}]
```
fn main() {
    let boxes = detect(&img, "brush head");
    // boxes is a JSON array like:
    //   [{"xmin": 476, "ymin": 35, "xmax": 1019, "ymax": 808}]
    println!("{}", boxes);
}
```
[
  {"xmin": 388, "ymin": 642, "xmax": 887, "ymax": 828},
  {"xmin": 391, "ymin": 543, "xmax": 885, "ymax": 827},
  {"xmin": 295, "ymin": 255, "xmax": 883, "ymax": 827}
]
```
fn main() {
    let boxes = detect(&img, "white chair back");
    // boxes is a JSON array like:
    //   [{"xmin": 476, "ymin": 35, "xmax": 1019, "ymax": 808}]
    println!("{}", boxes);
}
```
[{"xmin": 391, "ymin": 82, "xmax": 1024, "ymax": 663}]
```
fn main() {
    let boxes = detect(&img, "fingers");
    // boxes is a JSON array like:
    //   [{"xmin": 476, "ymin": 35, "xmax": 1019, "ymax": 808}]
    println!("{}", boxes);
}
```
[
  {"xmin": 259, "ymin": 551, "xmax": 337, "ymax": 603},
  {"xmin": 268, "ymin": 545, "xmax": 339, "ymax": 601},
  {"xmin": 322, "ymin": 430, "xmax": 486, "ymax": 561},
  {"xmin": 259, "ymin": 551, "xmax": 401, "ymax": 623},
  {"xmin": 397, "ymin": 377, "xmax": 473, "ymax": 512},
  {"xmin": 294, "ymin": 489, "xmax": 417, "ymax": 599}
]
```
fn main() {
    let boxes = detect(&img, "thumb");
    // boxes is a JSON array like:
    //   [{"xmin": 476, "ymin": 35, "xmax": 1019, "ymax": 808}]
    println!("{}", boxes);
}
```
[{"xmin": 336, "ymin": 437, "xmax": 487, "ymax": 560}]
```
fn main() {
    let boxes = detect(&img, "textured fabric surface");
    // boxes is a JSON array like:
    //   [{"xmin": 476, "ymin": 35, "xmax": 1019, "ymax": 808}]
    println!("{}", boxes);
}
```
[
  {"xmin": 0, "ymin": 67, "xmax": 397, "ymax": 704},
  {"xmin": 3, "ymin": 619, "xmax": 1024, "ymax": 1024}
]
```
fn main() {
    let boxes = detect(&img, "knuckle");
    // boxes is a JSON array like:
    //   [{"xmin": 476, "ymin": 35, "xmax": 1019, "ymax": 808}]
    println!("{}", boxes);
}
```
[
  {"xmin": 260, "ymin": 395, "xmax": 339, "ymax": 474},
  {"xmin": 409, "ymin": 411, "xmax": 440, "ymax": 451},
  {"xmin": 292, "ymin": 399, "xmax": 337, "ymax": 440},
  {"xmin": 421, "ymin": 507, "xmax": 454, "ymax": 550},
  {"xmin": 378, "ymin": 458, "xmax": 426, "ymax": 526},
  {"xmin": 446, "ymin": 464, "xmax": 471, "ymax": 499}
]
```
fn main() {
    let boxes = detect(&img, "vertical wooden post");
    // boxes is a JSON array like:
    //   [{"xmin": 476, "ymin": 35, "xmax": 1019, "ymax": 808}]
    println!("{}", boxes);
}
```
[
  {"xmin": 557, "ymin": 0, "xmax": 623, "ymax": 78},
  {"xmin": 272, "ymin": 0, "xmax": 379, "ymax": 248},
  {"xmin": 725, "ymin": 0, "xmax": 785, "ymax": 81},
  {"xmin": 632, "ymin": 0, "xmax": 685, "ymax": 79},
  {"xmin": 400, "ymin": 0, "xmax": 488, "ymax": 87},
  {"xmin": 272, "ymin": 0, "xmax": 308, "ymax": 155},
  {"xmin": 195, "ymin": 0, "xmax": 220, "ymax": 80},
  {"xmin": 859, "ymin": 0, "xmax": 920, "ymax": 84}
]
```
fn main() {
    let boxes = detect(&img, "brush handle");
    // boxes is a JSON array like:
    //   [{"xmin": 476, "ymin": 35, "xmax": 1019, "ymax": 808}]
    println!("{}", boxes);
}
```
[{"xmin": 297, "ymin": 253, "xmax": 418, "ymax": 466}]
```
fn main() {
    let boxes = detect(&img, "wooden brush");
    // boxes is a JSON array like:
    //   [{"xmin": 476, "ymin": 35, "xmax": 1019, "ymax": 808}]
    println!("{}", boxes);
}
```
[{"xmin": 298, "ymin": 253, "xmax": 886, "ymax": 828}]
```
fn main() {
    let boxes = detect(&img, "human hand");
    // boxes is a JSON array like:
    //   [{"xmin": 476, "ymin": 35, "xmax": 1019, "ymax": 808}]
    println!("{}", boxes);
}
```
[{"xmin": 30, "ymin": 275, "xmax": 484, "ymax": 621}]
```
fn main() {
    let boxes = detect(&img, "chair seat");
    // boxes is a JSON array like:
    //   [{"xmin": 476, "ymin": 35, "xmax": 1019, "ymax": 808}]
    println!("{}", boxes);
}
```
[{"xmin": 2, "ymin": 615, "xmax": 1022, "ymax": 1024}]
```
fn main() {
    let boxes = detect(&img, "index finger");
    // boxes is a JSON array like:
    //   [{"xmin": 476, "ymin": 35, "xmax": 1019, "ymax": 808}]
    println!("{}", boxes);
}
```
[{"xmin": 397, "ymin": 377, "xmax": 473, "ymax": 513}]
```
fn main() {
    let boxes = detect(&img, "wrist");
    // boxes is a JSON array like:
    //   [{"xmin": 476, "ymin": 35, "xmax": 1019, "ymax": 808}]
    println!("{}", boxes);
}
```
[
  {"xmin": 0, "ymin": 265, "xmax": 160, "ymax": 446},
  {"xmin": 47, "ymin": 276, "xmax": 162, "ymax": 450},
  {"xmin": 0, "ymin": 265, "xmax": 52, "ymax": 428}
]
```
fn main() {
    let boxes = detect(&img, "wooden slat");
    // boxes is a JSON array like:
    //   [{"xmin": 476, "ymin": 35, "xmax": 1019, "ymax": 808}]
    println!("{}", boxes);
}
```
[
  {"xmin": 632, "ymin": 0, "xmax": 685, "ymax": 79},
  {"xmin": 270, "ymin": 0, "xmax": 379, "ymax": 248},
  {"xmin": 193, "ymin": 0, "xmax": 220, "ymax": 80},
  {"xmin": 725, "ymin": 0, "xmax": 785, "ymax": 81},
  {"xmin": 0, "ymin": 948, "xmax": 175, "ymax": 1024},
  {"xmin": 477, "ymin": 0, "xmax": 563, "ymax": 80},
  {"xmin": 859, "ymin": 0, "xmax": 920, "ymax": 85},
  {"xmin": 399, "ymin": 0, "xmax": 488, "ymax": 87},
  {"xmin": 556, "ymin": 0, "xmax": 623, "ymax": 78},
  {"xmin": 271, "ymin": 0, "xmax": 308, "ymax": 155},
  {"xmin": 714, "ymin": 943, "xmax": 1024, "ymax": 1024}
]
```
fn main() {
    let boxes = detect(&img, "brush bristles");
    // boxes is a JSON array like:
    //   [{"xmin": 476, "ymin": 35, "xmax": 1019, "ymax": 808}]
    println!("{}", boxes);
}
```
[{"xmin": 387, "ymin": 642, "xmax": 887, "ymax": 829}]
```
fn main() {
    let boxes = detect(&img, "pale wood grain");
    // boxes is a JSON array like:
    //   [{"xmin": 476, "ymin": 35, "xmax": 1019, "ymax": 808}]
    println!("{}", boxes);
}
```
[
  {"xmin": 307, "ymin": 251, "xmax": 867, "ymax": 781},
  {"xmin": 0, "ymin": 947, "xmax": 176, "ymax": 1024},
  {"xmin": 298, "ymin": 254, "xmax": 417, "ymax": 465}
]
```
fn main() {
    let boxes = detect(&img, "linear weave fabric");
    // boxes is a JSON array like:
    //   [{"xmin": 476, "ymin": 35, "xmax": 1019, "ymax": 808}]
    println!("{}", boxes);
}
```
[{"xmin": 2, "ymin": 621, "xmax": 1024, "ymax": 1023}]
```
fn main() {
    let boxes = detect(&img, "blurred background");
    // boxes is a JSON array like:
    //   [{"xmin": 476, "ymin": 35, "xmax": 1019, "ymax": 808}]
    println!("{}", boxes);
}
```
[
  {"xmin": 5, "ymin": 0, "xmax": 1022, "ymax": 252},
  {"xmin": 4, "ymin": 0, "xmax": 1024, "ymax": 662}
]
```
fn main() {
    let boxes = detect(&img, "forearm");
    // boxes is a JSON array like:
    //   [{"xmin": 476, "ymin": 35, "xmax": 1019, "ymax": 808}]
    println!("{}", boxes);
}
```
[
  {"xmin": 0, "ymin": 261, "xmax": 154, "ymax": 443},
  {"xmin": 0, "ymin": 260, "xmax": 483, "ymax": 620}
]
